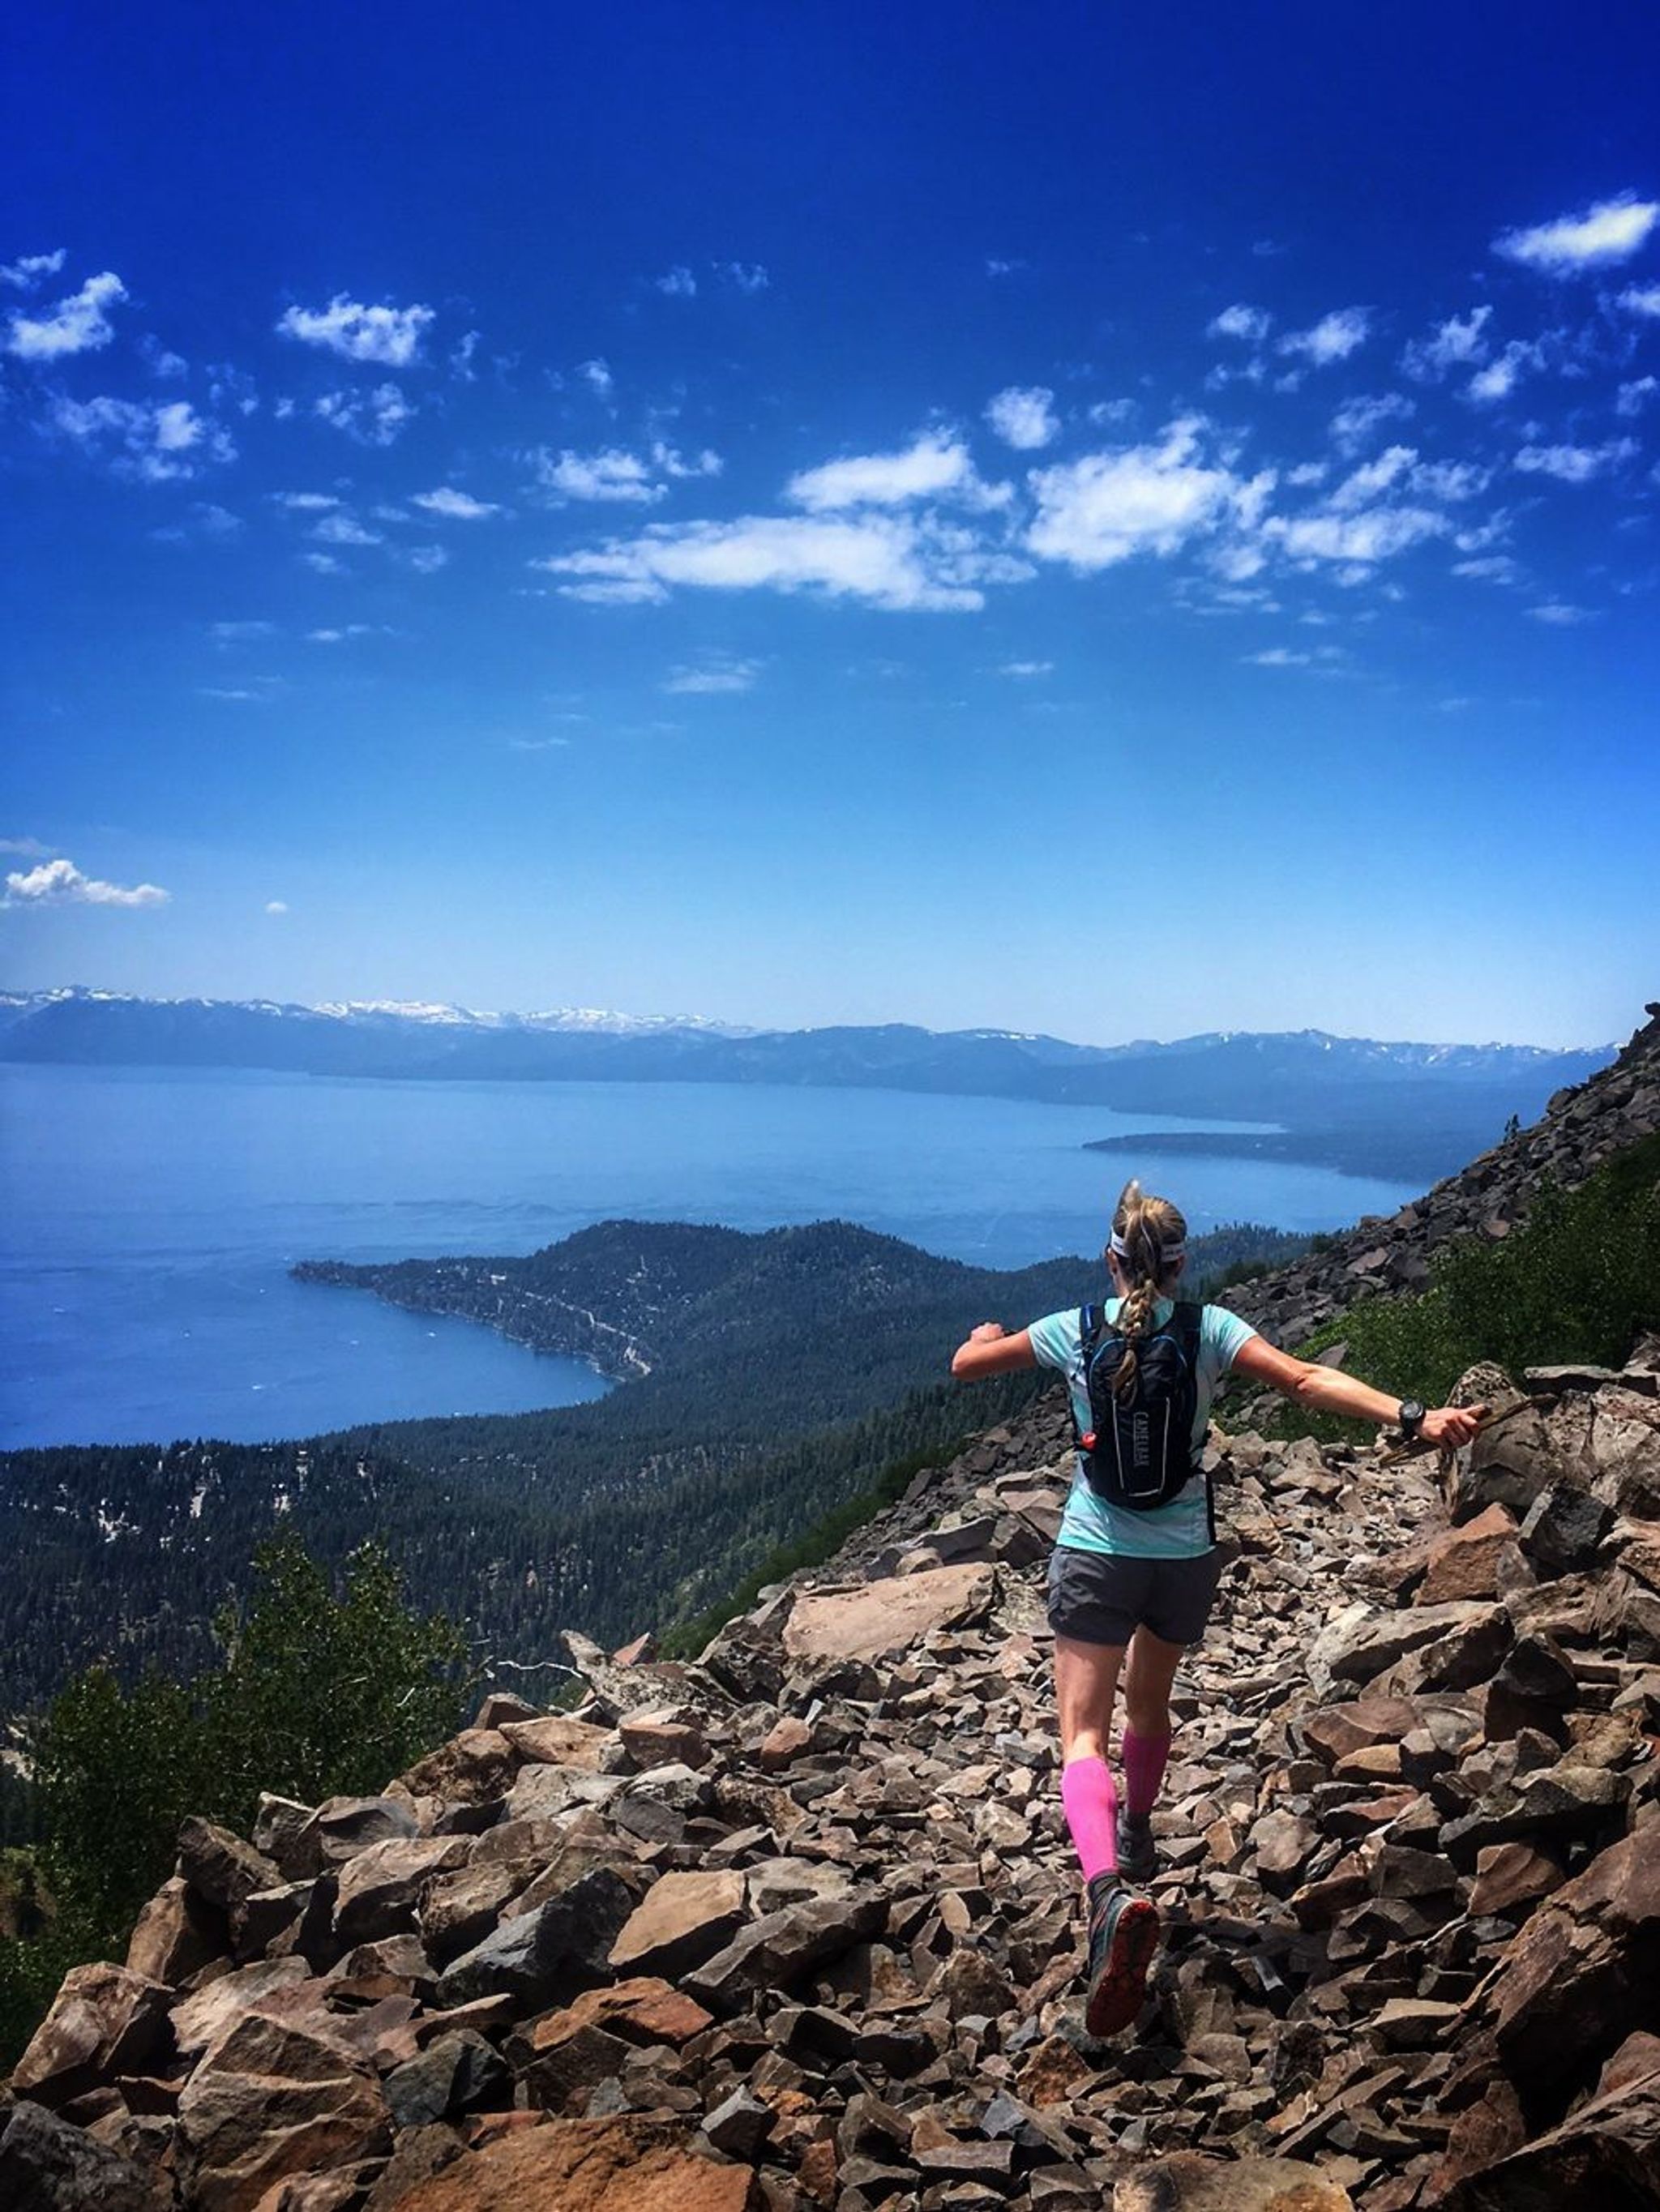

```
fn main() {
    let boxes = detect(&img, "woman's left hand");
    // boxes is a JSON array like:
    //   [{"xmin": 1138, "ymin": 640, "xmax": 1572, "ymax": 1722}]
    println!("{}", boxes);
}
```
[{"xmin": 969, "ymin": 1321, "xmax": 1008, "ymax": 1344}]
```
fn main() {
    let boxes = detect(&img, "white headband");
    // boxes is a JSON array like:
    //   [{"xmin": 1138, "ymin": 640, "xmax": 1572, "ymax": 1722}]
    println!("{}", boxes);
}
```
[{"xmin": 1110, "ymin": 1230, "xmax": 1185, "ymax": 1264}]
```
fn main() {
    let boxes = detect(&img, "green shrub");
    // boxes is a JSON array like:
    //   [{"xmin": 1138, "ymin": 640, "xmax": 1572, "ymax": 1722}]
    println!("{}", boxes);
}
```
[{"xmin": 1256, "ymin": 1132, "xmax": 1660, "ymax": 1442}]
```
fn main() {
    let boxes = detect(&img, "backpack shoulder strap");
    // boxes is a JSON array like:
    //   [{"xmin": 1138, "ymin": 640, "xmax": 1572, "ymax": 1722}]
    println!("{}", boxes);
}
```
[{"xmin": 1172, "ymin": 1300, "xmax": 1204, "ymax": 1358}]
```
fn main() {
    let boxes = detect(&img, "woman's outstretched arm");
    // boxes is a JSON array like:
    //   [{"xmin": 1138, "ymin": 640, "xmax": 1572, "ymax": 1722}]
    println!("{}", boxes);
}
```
[
  {"xmin": 1231, "ymin": 1333, "xmax": 1485, "ymax": 1447},
  {"xmin": 951, "ymin": 1322, "xmax": 1039, "ymax": 1381}
]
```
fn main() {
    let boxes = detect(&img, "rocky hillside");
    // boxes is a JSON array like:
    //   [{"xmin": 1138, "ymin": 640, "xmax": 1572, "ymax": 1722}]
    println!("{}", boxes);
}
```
[
  {"xmin": 5, "ymin": 1318, "xmax": 1658, "ymax": 2210},
  {"xmin": 1226, "ymin": 1001, "xmax": 1660, "ymax": 1350}
]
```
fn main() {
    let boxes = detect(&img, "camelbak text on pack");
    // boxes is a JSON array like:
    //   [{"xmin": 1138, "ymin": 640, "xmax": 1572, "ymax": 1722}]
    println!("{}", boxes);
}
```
[{"xmin": 1074, "ymin": 1300, "xmax": 1203, "ymax": 1511}]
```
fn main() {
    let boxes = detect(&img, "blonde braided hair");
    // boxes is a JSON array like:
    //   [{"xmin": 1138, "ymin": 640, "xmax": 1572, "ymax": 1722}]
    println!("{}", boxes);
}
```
[{"xmin": 1106, "ymin": 1179, "xmax": 1188, "ymax": 1400}]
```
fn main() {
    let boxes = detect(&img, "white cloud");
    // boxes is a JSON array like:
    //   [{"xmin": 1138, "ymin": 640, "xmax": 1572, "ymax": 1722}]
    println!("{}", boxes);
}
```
[
  {"xmin": 1619, "ymin": 284, "xmax": 1660, "ymax": 319},
  {"xmin": 1452, "ymin": 554, "xmax": 1523, "ymax": 584},
  {"xmin": 302, "ymin": 551, "xmax": 344, "ymax": 574},
  {"xmin": 1495, "ymin": 195, "xmax": 1659, "ymax": 276},
  {"xmin": 1208, "ymin": 303, "xmax": 1271, "ymax": 343},
  {"xmin": 533, "ymin": 447, "xmax": 665, "ymax": 503},
  {"xmin": 272, "ymin": 491, "xmax": 341, "ymax": 511},
  {"xmin": 986, "ymin": 258, "xmax": 1028, "ymax": 278},
  {"xmin": 2, "ymin": 856, "xmax": 168, "ymax": 909},
  {"xmin": 717, "ymin": 262, "xmax": 769, "ymax": 293},
  {"xmin": 1, "ymin": 248, "xmax": 66, "ymax": 289},
  {"xmin": 1327, "ymin": 446, "xmax": 1415, "ymax": 510},
  {"xmin": 985, "ymin": 385, "xmax": 1059, "ymax": 451},
  {"xmin": 655, "ymin": 267, "xmax": 697, "ymax": 297},
  {"xmin": 579, "ymin": 357, "xmax": 614, "ymax": 400},
  {"xmin": 7, "ymin": 271, "xmax": 128, "ymax": 363},
  {"xmin": 1025, "ymin": 419, "xmax": 1251, "ymax": 571},
  {"xmin": 662, "ymin": 653, "xmax": 762, "ymax": 694},
  {"xmin": 1530, "ymin": 601, "xmax": 1594, "ymax": 624},
  {"xmin": 0, "ymin": 836, "xmax": 52, "ymax": 857},
  {"xmin": 1277, "ymin": 308, "xmax": 1371, "ymax": 366},
  {"xmin": 650, "ymin": 440, "xmax": 723, "ymax": 480},
  {"xmin": 151, "ymin": 501, "xmax": 242, "ymax": 545},
  {"xmin": 787, "ymin": 431, "xmax": 1006, "ymax": 511},
  {"xmin": 1616, "ymin": 375, "xmax": 1659, "ymax": 417},
  {"xmin": 1329, "ymin": 391, "xmax": 1415, "ymax": 453},
  {"xmin": 1513, "ymin": 439, "xmax": 1637, "ymax": 483},
  {"xmin": 1466, "ymin": 340, "xmax": 1544, "ymax": 404},
  {"xmin": 314, "ymin": 383, "xmax": 414, "ymax": 445},
  {"xmin": 50, "ymin": 395, "xmax": 235, "ymax": 481},
  {"xmin": 276, "ymin": 294, "xmax": 434, "ymax": 365},
  {"xmin": 412, "ymin": 487, "xmax": 499, "ymax": 520},
  {"xmin": 307, "ymin": 624, "xmax": 374, "ymax": 642},
  {"xmin": 1244, "ymin": 647, "xmax": 1313, "ymax": 666},
  {"xmin": 1266, "ymin": 505, "xmax": 1448, "ymax": 566},
  {"xmin": 265, "ymin": 900, "xmax": 289, "ymax": 915},
  {"xmin": 536, "ymin": 511, "xmax": 1024, "ymax": 613},
  {"xmin": 210, "ymin": 619, "xmax": 276, "ymax": 644},
  {"xmin": 312, "ymin": 511, "xmax": 383, "ymax": 546},
  {"xmin": 1401, "ymin": 306, "xmax": 1492, "ymax": 380},
  {"xmin": 401, "ymin": 544, "xmax": 449, "ymax": 573},
  {"xmin": 999, "ymin": 660, "xmax": 1054, "ymax": 677},
  {"xmin": 140, "ymin": 336, "xmax": 188, "ymax": 379}
]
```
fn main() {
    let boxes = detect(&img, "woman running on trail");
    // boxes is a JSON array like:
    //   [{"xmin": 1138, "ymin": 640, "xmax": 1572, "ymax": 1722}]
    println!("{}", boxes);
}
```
[{"xmin": 949, "ymin": 1179, "xmax": 1485, "ymax": 2041}]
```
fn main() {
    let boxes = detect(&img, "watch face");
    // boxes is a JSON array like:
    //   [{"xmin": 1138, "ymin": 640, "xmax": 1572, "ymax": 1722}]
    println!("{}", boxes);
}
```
[{"xmin": 1400, "ymin": 1400, "xmax": 1426, "ymax": 1427}]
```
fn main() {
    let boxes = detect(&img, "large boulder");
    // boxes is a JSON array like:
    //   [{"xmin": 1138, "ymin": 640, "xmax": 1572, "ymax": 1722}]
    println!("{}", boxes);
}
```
[
  {"xmin": 1114, "ymin": 2152, "xmax": 1355, "ymax": 2209},
  {"xmin": 781, "ymin": 1564, "xmax": 996, "ymax": 1666},
  {"xmin": 1481, "ymin": 1828, "xmax": 1660, "ymax": 2114},
  {"xmin": 0, "ymin": 2097, "xmax": 171, "ymax": 2212},
  {"xmin": 379, "ymin": 2114, "xmax": 762, "ymax": 2210},
  {"xmin": 177, "ymin": 2011, "xmax": 391, "ymax": 2212},
  {"xmin": 434, "ymin": 1870, "xmax": 637, "ymax": 2013},
  {"xmin": 332, "ymin": 1834, "xmax": 473, "ymax": 1948},
  {"xmin": 1434, "ymin": 2047, "xmax": 1660, "ymax": 2210},
  {"xmin": 9, "ymin": 1962, "xmax": 173, "ymax": 2109}
]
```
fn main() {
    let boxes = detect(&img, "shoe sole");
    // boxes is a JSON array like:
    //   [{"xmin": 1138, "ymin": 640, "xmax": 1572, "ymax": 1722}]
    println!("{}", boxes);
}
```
[{"xmin": 1085, "ymin": 1896, "xmax": 1159, "ymax": 2039}]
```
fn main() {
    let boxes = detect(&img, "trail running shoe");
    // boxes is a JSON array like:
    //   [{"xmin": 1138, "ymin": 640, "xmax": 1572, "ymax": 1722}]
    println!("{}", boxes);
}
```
[
  {"xmin": 1116, "ymin": 1812, "xmax": 1158, "ymax": 1884},
  {"xmin": 1083, "ymin": 1872, "xmax": 1160, "ymax": 2039}
]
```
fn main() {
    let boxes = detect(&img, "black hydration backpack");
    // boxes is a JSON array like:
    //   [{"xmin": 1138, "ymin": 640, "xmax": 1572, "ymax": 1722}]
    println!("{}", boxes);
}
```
[{"xmin": 1074, "ymin": 1299, "xmax": 1204, "ymax": 1512}]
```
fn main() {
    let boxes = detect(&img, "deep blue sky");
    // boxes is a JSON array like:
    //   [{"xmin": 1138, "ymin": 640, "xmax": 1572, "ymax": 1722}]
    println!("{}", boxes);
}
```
[{"xmin": 2, "ymin": 2, "xmax": 1657, "ymax": 1046}]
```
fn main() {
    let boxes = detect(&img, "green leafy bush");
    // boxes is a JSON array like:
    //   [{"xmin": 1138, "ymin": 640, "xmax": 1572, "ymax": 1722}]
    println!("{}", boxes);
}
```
[{"xmin": 1260, "ymin": 1132, "xmax": 1660, "ymax": 1441}]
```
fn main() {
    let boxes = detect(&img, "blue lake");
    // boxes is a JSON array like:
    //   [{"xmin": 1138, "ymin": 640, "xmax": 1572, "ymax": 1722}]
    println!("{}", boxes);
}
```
[{"xmin": 0, "ymin": 1065, "xmax": 1415, "ymax": 1448}]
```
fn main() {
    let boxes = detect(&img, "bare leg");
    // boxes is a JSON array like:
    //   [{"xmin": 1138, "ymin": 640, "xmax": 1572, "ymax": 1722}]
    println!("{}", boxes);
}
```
[
  {"xmin": 1121, "ymin": 1624, "xmax": 1184, "ymax": 1742},
  {"xmin": 1053, "ymin": 1634, "xmax": 1127, "ymax": 1766}
]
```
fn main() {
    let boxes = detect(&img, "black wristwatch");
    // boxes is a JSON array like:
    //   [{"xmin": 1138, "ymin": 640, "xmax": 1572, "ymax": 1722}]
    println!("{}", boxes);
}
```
[{"xmin": 1397, "ymin": 1399, "xmax": 1426, "ymax": 1441}]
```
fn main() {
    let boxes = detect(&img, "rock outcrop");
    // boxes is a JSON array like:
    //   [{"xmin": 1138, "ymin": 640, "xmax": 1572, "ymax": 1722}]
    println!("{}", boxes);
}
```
[{"xmin": 7, "ymin": 1334, "xmax": 1658, "ymax": 2210}]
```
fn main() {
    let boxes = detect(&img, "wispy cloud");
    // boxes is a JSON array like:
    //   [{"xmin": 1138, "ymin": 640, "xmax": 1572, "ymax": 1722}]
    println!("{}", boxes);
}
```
[
  {"xmin": 272, "ymin": 491, "xmax": 341, "ymax": 511},
  {"xmin": 1243, "ymin": 644, "xmax": 1345, "ymax": 669},
  {"xmin": 276, "ymin": 294, "xmax": 434, "ymax": 365},
  {"xmin": 537, "ymin": 511, "xmax": 1027, "ymax": 612},
  {"xmin": 1401, "ymin": 306, "xmax": 1491, "ymax": 380},
  {"xmin": 412, "ymin": 487, "xmax": 500, "ymax": 520},
  {"xmin": 400, "ymin": 544, "xmax": 449, "ymax": 573},
  {"xmin": 650, "ymin": 441, "xmax": 723, "ymax": 481},
  {"xmin": 1530, "ymin": 601, "xmax": 1594, "ymax": 624},
  {"xmin": 654, "ymin": 267, "xmax": 697, "ymax": 298},
  {"xmin": 314, "ymin": 383, "xmax": 414, "ymax": 445},
  {"xmin": 265, "ymin": 900, "xmax": 289, "ymax": 914},
  {"xmin": 50, "ymin": 395, "xmax": 234, "ymax": 481},
  {"xmin": 1513, "ymin": 439, "xmax": 1637, "ymax": 484},
  {"xmin": 1616, "ymin": 375, "xmax": 1659, "ymax": 417},
  {"xmin": 662, "ymin": 652, "xmax": 762, "ymax": 694},
  {"xmin": 1277, "ymin": 307, "xmax": 1371, "ymax": 366},
  {"xmin": 312, "ymin": 511, "xmax": 383, "ymax": 546},
  {"xmin": 209, "ymin": 619, "xmax": 276, "ymax": 644},
  {"xmin": 787, "ymin": 432, "xmax": 1008, "ymax": 512},
  {"xmin": 1329, "ymin": 391, "xmax": 1414, "ymax": 454},
  {"xmin": 985, "ymin": 386, "xmax": 1059, "ymax": 451},
  {"xmin": 0, "ymin": 248, "xmax": 66, "ymax": 290},
  {"xmin": 1495, "ymin": 194, "xmax": 1659, "ymax": 276},
  {"xmin": 717, "ymin": 262, "xmax": 769, "ymax": 293},
  {"xmin": 2, "ymin": 856, "xmax": 169, "ymax": 909},
  {"xmin": 1619, "ymin": 284, "xmax": 1660, "ymax": 319},
  {"xmin": 531, "ymin": 447, "xmax": 665, "ymax": 503},
  {"xmin": 1465, "ymin": 339, "xmax": 1544, "ymax": 405},
  {"xmin": 0, "ymin": 836, "xmax": 52, "ymax": 858},
  {"xmin": 578, "ymin": 357, "xmax": 614, "ymax": 400},
  {"xmin": 6, "ymin": 271, "xmax": 127, "ymax": 360},
  {"xmin": 1208, "ymin": 303, "xmax": 1271, "ymax": 343},
  {"xmin": 999, "ymin": 660, "xmax": 1053, "ymax": 677}
]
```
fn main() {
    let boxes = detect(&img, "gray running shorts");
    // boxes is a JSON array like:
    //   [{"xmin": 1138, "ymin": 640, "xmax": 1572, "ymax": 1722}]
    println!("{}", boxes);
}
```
[{"xmin": 1046, "ymin": 1543, "xmax": 1226, "ymax": 1649}]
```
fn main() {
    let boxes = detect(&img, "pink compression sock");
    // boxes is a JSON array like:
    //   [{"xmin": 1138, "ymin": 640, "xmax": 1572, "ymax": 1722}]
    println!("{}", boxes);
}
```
[
  {"xmin": 1060, "ymin": 1756, "xmax": 1119, "ymax": 1881},
  {"xmin": 1122, "ymin": 1727, "xmax": 1172, "ymax": 1822}
]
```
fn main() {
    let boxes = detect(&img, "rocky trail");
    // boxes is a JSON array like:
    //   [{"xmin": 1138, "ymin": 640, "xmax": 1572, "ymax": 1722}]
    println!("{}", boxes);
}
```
[
  {"xmin": 6, "ymin": 1335, "xmax": 1659, "ymax": 2212},
  {"xmin": 4, "ymin": 1006, "xmax": 1658, "ymax": 2212}
]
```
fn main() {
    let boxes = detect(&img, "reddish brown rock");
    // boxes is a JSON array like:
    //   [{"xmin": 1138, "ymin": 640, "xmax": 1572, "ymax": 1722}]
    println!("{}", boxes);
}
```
[
  {"xmin": 511, "ymin": 1976, "xmax": 714, "ymax": 2063},
  {"xmin": 757, "ymin": 1716, "xmax": 814, "ymax": 1771},
  {"xmin": 333, "ymin": 1834, "xmax": 473, "ymax": 1947},
  {"xmin": 381, "ymin": 2115, "xmax": 763, "ymax": 2210},
  {"xmin": 608, "ymin": 1868, "xmax": 747, "ymax": 1979},
  {"xmin": 178, "ymin": 1816, "xmax": 282, "ymax": 1918},
  {"xmin": 618, "ymin": 1714, "xmax": 709, "ymax": 1769},
  {"xmin": 178, "ymin": 2010, "xmax": 391, "ymax": 2212},
  {"xmin": 498, "ymin": 1715, "xmax": 614, "ymax": 1770},
  {"xmin": 397, "ymin": 1731, "xmax": 516, "ymax": 1808},
  {"xmin": 10, "ymin": 1962, "xmax": 173, "ymax": 2109},
  {"xmin": 1432, "ymin": 2056, "xmax": 1660, "ymax": 2210},
  {"xmin": 1418, "ymin": 1504, "xmax": 1523, "ymax": 1604},
  {"xmin": 1113, "ymin": 2151, "xmax": 1355, "ymax": 2209},
  {"xmin": 781, "ymin": 1564, "xmax": 996, "ymax": 1665},
  {"xmin": 1469, "ymin": 1840, "xmax": 1564, "ymax": 1917},
  {"xmin": 125, "ymin": 1875, "xmax": 226, "ymax": 1986}
]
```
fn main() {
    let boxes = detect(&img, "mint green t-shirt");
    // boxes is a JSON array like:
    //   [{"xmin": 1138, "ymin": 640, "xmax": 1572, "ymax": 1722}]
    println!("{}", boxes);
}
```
[{"xmin": 1027, "ymin": 1297, "xmax": 1258, "ymax": 1559}]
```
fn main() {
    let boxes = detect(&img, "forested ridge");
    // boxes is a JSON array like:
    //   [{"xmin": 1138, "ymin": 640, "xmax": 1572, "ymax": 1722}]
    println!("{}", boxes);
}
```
[{"xmin": 0, "ymin": 1216, "xmax": 1297, "ymax": 1723}]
